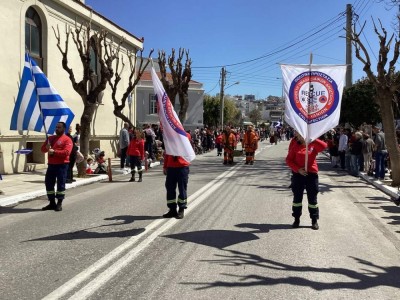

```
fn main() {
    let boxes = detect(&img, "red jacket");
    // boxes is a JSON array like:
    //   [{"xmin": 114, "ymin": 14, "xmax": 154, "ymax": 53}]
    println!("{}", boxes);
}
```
[
  {"xmin": 127, "ymin": 138, "xmax": 145, "ymax": 160},
  {"xmin": 163, "ymin": 155, "xmax": 190, "ymax": 169},
  {"xmin": 41, "ymin": 134, "xmax": 73, "ymax": 164},
  {"xmin": 286, "ymin": 138, "xmax": 327, "ymax": 174}
]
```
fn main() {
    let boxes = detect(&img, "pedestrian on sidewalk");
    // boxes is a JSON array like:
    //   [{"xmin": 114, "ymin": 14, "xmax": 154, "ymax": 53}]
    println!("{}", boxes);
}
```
[
  {"xmin": 41, "ymin": 122, "xmax": 73, "ymax": 212},
  {"xmin": 338, "ymin": 128, "xmax": 348, "ymax": 170},
  {"xmin": 350, "ymin": 131, "xmax": 363, "ymax": 177},
  {"xmin": 127, "ymin": 129, "xmax": 145, "ymax": 182},
  {"xmin": 286, "ymin": 131, "xmax": 327, "ymax": 230},
  {"xmin": 66, "ymin": 126, "xmax": 78, "ymax": 183},
  {"xmin": 362, "ymin": 133, "xmax": 375, "ymax": 175},
  {"xmin": 119, "ymin": 122, "xmax": 130, "ymax": 170},
  {"xmin": 372, "ymin": 125, "xmax": 387, "ymax": 180}
]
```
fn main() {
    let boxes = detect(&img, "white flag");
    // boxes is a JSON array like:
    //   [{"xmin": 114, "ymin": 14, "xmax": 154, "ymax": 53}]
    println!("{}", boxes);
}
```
[
  {"xmin": 280, "ymin": 64, "xmax": 346, "ymax": 142},
  {"xmin": 150, "ymin": 67, "xmax": 196, "ymax": 162}
]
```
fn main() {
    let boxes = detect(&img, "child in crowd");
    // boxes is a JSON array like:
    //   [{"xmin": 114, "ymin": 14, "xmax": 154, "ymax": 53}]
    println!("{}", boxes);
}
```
[{"xmin": 86, "ymin": 157, "xmax": 94, "ymax": 174}]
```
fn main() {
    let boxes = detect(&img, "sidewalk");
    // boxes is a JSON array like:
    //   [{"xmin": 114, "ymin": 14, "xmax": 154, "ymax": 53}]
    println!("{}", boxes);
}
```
[
  {"xmin": 1, "ymin": 153, "xmax": 399, "ymax": 207},
  {"xmin": 322, "ymin": 151, "xmax": 400, "ymax": 205},
  {"xmin": 0, "ymin": 158, "xmax": 160, "ymax": 207}
]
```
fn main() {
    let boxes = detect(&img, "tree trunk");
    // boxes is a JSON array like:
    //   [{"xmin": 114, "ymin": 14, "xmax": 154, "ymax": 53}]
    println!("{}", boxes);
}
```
[
  {"xmin": 377, "ymin": 88, "xmax": 400, "ymax": 186},
  {"xmin": 77, "ymin": 103, "xmax": 97, "ymax": 177}
]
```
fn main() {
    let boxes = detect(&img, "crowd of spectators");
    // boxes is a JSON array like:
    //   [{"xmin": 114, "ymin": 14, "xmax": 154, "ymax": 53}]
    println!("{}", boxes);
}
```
[{"xmin": 324, "ymin": 124, "xmax": 389, "ymax": 179}]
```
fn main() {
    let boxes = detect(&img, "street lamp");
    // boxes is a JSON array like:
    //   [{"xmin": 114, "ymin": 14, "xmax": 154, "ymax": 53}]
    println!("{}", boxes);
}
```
[{"xmin": 221, "ymin": 81, "xmax": 240, "ymax": 129}]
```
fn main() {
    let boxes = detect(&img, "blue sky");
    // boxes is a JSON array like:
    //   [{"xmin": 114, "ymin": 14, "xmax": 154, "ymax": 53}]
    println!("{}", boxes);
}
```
[{"xmin": 86, "ymin": 0, "xmax": 398, "ymax": 99}]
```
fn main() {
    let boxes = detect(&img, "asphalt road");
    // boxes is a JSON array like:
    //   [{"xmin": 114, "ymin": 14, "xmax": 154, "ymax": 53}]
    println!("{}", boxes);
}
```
[{"xmin": 0, "ymin": 140, "xmax": 399, "ymax": 300}]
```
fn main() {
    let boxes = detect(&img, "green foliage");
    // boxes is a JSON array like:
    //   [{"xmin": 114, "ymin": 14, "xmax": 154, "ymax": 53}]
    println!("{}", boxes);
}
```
[
  {"xmin": 340, "ymin": 78, "xmax": 381, "ymax": 127},
  {"xmin": 224, "ymin": 99, "xmax": 240, "ymax": 126},
  {"xmin": 249, "ymin": 108, "xmax": 262, "ymax": 125},
  {"xmin": 203, "ymin": 95, "xmax": 241, "ymax": 127},
  {"xmin": 203, "ymin": 95, "xmax": 220, "ymax": 127}
]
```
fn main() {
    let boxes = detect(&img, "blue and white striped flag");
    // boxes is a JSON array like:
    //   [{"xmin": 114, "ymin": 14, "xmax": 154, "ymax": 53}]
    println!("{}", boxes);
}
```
[{"xmin": 10, "ymin": 53, "xmax": 74, "ymax": 134}]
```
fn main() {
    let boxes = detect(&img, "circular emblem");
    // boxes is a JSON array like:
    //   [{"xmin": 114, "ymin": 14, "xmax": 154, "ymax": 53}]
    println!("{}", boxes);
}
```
[{"xmin": 289, "ymin": 71, "xmax": 339, "ymax": 124}]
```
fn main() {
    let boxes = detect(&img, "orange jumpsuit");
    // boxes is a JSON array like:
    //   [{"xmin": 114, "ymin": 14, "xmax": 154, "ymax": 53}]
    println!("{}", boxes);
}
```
[
  {"xmin": 222, "ymin": 131, "xmax": 236, "ymax": 164},
  {"xmin": 242, "ymin": 129, "xmax": 258, "ymax": 164}
]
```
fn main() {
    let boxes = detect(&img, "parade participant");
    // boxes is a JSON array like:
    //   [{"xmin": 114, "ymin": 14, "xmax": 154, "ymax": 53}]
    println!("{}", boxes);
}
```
[
  {"xmin": 242, "ymin": 125, "xmax": 258, "ymax": 165},
  {"xmin": 215, "ymin": 131, "xmax": 223, "ymax": 156},
  {"xmin": 41, "ymin": 122, "xmax": 73, "ymax": 212},
  {"xmin": 286, "ymin": 131, "xmax": 327, "ymax": 230},
  {"xmin": 127, "ymin": 129, "xmax": 145, "ymax": 182},
  {"xmin": 222, "ymin": 126, "xmax": 236, "ymax": 165},
  {"xmin": 162, "ymin": 135, "xmax": 191, "ymax": 219}
]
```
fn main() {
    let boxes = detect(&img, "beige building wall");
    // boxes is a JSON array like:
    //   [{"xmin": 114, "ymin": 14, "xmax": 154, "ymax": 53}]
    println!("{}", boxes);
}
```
[{"xmin": 0, "ymin": 0, "xmax": 143, "ymax": 174}]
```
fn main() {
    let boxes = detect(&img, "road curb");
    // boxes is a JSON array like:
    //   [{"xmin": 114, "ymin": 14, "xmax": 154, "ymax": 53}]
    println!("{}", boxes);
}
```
[
  {"xmin": 0, "ymin": 161, "xmax": 162, "ymax": 207},
  {"xmin": 0, "ymin": 174, "xmax": 108, "ymax": 207}
]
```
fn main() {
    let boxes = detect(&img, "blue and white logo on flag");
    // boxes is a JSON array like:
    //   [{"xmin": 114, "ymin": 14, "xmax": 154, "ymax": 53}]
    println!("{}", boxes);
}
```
[{"xmin": 10, "ymin": 53, "xmax": 75, "ymax": 134}]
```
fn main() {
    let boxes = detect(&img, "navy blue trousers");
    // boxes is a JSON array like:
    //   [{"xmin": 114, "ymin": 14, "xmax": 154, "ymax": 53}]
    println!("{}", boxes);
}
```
[
  {"xmin": 291, "ymin": 172, "xmax": 319, "ymax": 219},
  {"xmin": 165, "ymin": 166, "xmax": 189, "ymax": 209},
  {"xmin": 45, "ymin": 164, "xmax": 68, "ymax": 201}
]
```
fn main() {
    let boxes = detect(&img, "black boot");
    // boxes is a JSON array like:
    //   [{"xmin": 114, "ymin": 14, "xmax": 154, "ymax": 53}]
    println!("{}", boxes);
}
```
[
  {"xmin": 292, "ymin": 217, "xmax": 300, "ymax": 228},
  {"xmin": 311, "ymin": 218, "xmax": 319, "ymax": 230},
  {"xmin": 42, "ymin": 199, "xmax": 56, "ymax": 211},
  {"xmin": 138, "ymin": 172, "xmax": 142, "ymax": 182},
  {"xmin": 129, "ymin": 171, "xmax": 136, "ymax": 182},
  {"xmin": 176, "ymin": 207, "xmax": 185, "ymax": 219},
  {"xmin": 163, "ymin": 209, "xmax": 177, "ymax": 218},
  {"xmin": 55, "ymin": 199, "xmax": 63, "ymax": 212}
]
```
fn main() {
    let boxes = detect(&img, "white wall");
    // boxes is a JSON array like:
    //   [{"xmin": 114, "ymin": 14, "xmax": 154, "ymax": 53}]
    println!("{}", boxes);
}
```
[{"xmin": 0, "ymin": 0, "xmax": 143, "ymax": 173}]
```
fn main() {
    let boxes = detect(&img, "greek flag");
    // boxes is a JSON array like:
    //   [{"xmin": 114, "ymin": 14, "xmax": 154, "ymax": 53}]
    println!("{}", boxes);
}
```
[{"xmin": 10, "ymin": 53, "xmax": 74, "ymax": 134}]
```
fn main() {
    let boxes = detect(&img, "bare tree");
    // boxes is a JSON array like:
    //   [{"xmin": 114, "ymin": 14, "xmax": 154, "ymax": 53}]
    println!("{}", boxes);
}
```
[
  {"xmin": 53, "ymin": 21, "xmax": 121, "ymax": 176},
  {"xmin": 158, "ymin": 48, "xmax": 192, "ymax": 122},
  {"xmin": 108, "ymin": 49, "xmax": 154, "ymax": 127},
  {"xmin": 347, "ymin": 18, "xmax": 400, "ymax": 186}
]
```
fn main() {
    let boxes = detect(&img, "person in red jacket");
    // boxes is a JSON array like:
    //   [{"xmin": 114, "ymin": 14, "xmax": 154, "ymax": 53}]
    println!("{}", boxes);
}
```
[
  {"xmin": 162, "ymin": 154, "xmax": 190, "ymax": 219},
  {"xmin": 286, "ymin": 131, "xmax": 327, "ymax": 230},
  {"xmin": 40, "ymin": 122, "xmax": 73, "ymax": 211},
  {"xmin": 162, "ymin": 133, "xmax": 192, "ymax": 219},
  {"xmin": 127, "ymin": 129, "xmax": 145, "ymax": 182}
]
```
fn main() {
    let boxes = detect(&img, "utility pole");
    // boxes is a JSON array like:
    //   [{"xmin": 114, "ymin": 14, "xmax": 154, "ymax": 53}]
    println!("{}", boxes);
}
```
[
  {"xmin": 219, "ymin": 67, "xmax": 226, "ymax": 129},
  {"xmin": 346, "ymin": 3, "xmax": 353, "ymax": 88}
]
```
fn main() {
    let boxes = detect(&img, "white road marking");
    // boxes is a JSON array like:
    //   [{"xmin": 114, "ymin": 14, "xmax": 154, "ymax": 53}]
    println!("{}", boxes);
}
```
[{"xmin": 42, "ymin": 165, "xmax": 240, "ymax": 300}]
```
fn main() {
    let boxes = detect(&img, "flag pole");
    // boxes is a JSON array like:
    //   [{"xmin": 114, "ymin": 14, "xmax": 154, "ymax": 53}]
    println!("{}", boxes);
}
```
[
  {"xmin": 26, "ymin": 52, "xmax": 50, "ymax": 143},
  {"xmin": 305, "ymin": 52, "xmax": 313, "ymax": 173}
]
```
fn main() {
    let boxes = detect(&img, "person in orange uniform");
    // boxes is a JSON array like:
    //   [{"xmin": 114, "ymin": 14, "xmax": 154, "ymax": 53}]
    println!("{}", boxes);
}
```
[
  {"xmin": 127, "ymin": 129, "xmax": 145, "ymax": 182},
  {"xmin": 286, "ymin": 131, "xmax": 327, "ymax": 230},
  {"xmin": 222, "ymin": 126, "xmax": 236, "ymax": 165},
  {"xmin": 41, "ymin": 122, "xmax": 73, "ymax": 212},
  {"xmin": 242, "ymin": 125, "xmax": 258, "ymax": 165}
]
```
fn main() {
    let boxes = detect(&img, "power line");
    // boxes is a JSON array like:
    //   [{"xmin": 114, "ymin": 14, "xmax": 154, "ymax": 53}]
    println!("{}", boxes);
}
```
[{"xmin": 192, "ymin": 10, "xmax": 346, "ymax": 69}]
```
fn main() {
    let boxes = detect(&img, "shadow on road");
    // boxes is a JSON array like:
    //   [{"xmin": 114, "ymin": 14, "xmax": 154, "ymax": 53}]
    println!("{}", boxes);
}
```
[
  {"xmin": 183, "ymin": 249, "xmax": 400, "ymax": 291},
  {"xmin": 164, "ymin": 230, "xmax": 259, "ymax": 249},
  {"xmin": 23, "ymin": 215, "xmax": 161, "ymax": 242},
  {"xmin": 0, "ymin": 206, "xmax": 42, "ymax": 214}
]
